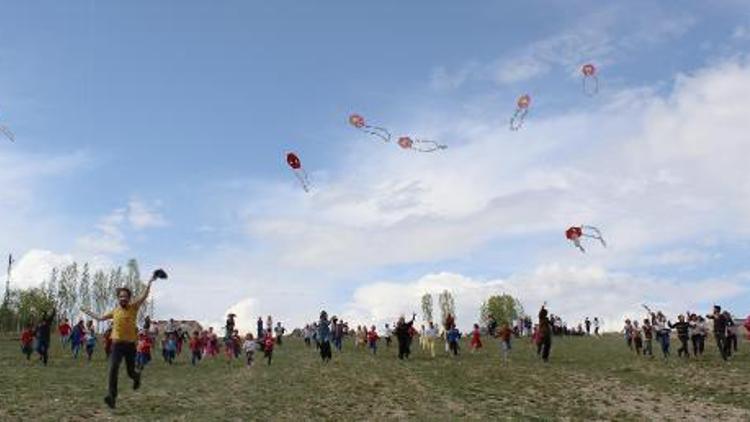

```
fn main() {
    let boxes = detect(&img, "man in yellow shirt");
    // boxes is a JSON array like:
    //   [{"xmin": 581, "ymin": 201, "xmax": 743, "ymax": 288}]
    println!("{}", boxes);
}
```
[{"xmin": 82, "ymin": 269, "xmax": 166, "ymax": 409}]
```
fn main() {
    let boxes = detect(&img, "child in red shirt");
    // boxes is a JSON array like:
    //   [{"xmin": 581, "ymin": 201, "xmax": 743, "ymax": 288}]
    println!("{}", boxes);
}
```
[
  {"xmin": 21, "ymin": 324, "xmax": 34, "ymax": 360},
  {"xmin": 367, "ymin": 325, "xmax": 380, "ymax": 355},
  {"xmin": 497, "ymin": 323, "xmax": 512, "ymax": 363},
  {"xmin": 189, "ymin": 331, "xmax": 203, "ymax": 366},
  {"xmin": 136, "ymin": 331, "xmax": 152, "ymax": 370},
  {"xmin": 263, "ymin": 333, "xmax": 275, "ymax": 365},
  {"xmin": 470, "ymin": 323, "xmax": 483, "ymax": 352},
  {"xmin": 58, "ymin": 319, "xmax": 71, "ymax": 346}
]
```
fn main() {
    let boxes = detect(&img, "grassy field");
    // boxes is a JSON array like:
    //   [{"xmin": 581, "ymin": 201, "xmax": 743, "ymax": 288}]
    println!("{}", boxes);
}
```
[{"xmin": 1, "ymin": 333, "xmax": 749, "ymax": 421}]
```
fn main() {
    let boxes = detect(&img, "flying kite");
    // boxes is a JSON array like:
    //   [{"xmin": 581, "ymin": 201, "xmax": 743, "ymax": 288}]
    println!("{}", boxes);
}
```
[
  {"xmin": 565, "ymin": 225, "xmax": 606, "ymax": 253},
  {"xmin": 581, "ymin": 64, "xmax": 599, "ymax": 96},
  {"xmin": 0, "ymin": 125, "xmax": 14, "ymax": 142},
  {"xmin": 286, "ymin": 152, "xmax": 311, "ymax": 192},
  {"xmin": 397, "ymin": 136, "xmax": 447, "ymax": 153},
  {"xmin": 349, "ymin": 113, "xmax": 391, "ymax": 143},
  {"xmin": 509, "ymin": 94, "xmax": 531, "ymax": 131}
]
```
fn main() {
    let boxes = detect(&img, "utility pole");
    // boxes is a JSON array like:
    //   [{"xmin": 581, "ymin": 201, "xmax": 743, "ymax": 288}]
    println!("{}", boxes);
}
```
[
  {"xmin": 2, "ymin": 254, "xmax": 11, "ymax": 306},
  {"xmin": 1, "ymin": 254, "xmax": 12, "ymax": 333}
]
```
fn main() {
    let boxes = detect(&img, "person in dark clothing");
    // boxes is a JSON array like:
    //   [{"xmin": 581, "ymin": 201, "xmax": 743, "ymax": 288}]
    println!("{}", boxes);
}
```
[
  {"xmin": 257, "ymin": 317, "xmax": 264, "ymax": 339},
  {"xmin": 225, "ymin": 314, "xmax": 236, "ymax": 339},
  {"xmin": 584, "ymin": 317, "xmax": 591, "ymax": 336},
  {"xmin": 394, "ymin": 313, "xmax": 416, "ymax": 360},
  {"xmin": 538, "ymin": 305, "xmax": 552, "ymax": 362},
  {"xmin": 668, "ymin": 315, "xmax": 690, "ymax": 358},
  {"xmin": 35, "ymin": 308, "xmax": 56, "ymax": 366},
  {"xmin": 317, "ymin": 311, "xmax": 332, "ymax": 362},
  {"xmin": 724, "ymin": 312, "xmax": 738, "ymax": 357},
  {"xmin": 706, "ymin": 305, "xmax": 729, "ymax": 361},
  {"xmin": 487, "ymin": 314, "xmax": 498, "ymax": 337}
]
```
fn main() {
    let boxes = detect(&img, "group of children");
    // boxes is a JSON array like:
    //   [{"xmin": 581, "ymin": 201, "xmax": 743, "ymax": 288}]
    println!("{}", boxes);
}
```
[
  {"xmin": 298, "ymin": 310, "xmax": 521, "ymax": 364},
  {"xmin": 623, "ymin": 305, "xmax": 746, "ymax": 360},
  {"xmin": 20, "ymin": 315, "xmax": 111, "ymax": 364}
]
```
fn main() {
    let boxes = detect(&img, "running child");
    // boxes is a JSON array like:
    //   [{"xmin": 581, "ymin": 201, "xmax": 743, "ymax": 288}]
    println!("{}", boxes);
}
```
[
  {"xmin": 469, "ymin": 323, "xmax": 483, "ymax": 353},
  {"xmin": 263, "ymin": 332, "xmax": 275, "ymax": 365},
  {"xmin": 447, "ymin": 326, "xmax": 461, "ymax": 357},
  {"xmin": 85, "ymin": 321, "xmax": 97, "ymax": 361},
  {"xmin": 21, "ymin": 323, "xmax": 34, "ymax": 360},
  {"xmin": 136, "ymin": 330, "xmax": 152, "ymax": 370},
  {"xmin": 367, "ymin": 325, "xmax": 379, "ymax": 355},
  {"xmin": 497, "ymin": 322, "xmax": 512, "ymax": 363},
  {"xmin": 243, "ymin": 333, "xmax": 256, "ymax": 368},
  {"xmin": 189, "ymin": 331, "xmax": 202, "ymax": 366},
  {"xmin": 165, "ymin": 333, "xmax": 177, "ymax": 365}
]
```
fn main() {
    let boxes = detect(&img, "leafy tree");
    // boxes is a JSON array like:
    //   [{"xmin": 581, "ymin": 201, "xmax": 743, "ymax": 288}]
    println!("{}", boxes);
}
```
[
  {"xmin": 480, "ymin": 294, "xmax": 524, "ymax": 327},
  {"xmin": 17, "ymin": 288, "xmax": 56, "ymax": 327},
  {"xmin": 438, "ymin": 290, "xmax": 455, "ymax": 326},
  {"xmin": 421, "ymin": 293, "xmax": 434, "ymax": 323}
]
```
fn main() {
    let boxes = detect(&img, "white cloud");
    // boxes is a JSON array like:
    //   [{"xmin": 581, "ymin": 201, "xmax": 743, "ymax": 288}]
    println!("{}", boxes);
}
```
[
  {"xmin": 237, "ymin": 57, "xmax": 750, "ymax": 275},
  {"xmin": 127, "ymin": 199, "xmax": 167, "ymax": 230},
  {"xmin": 155, "ymin": 56, "xmax": 750, "ymax": 333},
  {"xmin": 75, "ymin": 198, "xmax": 167, "ymax": 256},
  {"xmin": 340, "ymin": 267, "xmax": 747, "ymax": 333},
  {"xmin": 433, "ymin": 9, "xmax": 695, "ymax": 88},
  {"xmin": 76, "ymin": 208, "xmax": 128, "ymax": 255},
  {"xmin": 10, "ymin": 249, "xmax": 75, "ymax": 290}
]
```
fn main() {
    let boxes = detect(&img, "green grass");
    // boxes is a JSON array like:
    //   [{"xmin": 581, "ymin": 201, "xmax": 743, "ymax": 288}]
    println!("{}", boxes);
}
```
[{"xmin": 1, "ymin": 334, "xmax": 749, "ymax": 421}]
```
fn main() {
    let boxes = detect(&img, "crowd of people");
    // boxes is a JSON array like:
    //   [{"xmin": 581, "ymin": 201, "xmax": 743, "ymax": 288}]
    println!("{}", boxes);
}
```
[
  {"xmin": 16, "ymin": 285, "xmax": 750, "ymax": 412},
  {"xmin": 622, "ymin": 305, "xmax": 747, "ymax": 361}
]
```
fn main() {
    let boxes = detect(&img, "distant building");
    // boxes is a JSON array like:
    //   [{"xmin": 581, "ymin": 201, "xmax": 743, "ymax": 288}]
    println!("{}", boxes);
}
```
[{"xmin": 152, "ymin": 320, "xmax": 203, "ymax": 334}]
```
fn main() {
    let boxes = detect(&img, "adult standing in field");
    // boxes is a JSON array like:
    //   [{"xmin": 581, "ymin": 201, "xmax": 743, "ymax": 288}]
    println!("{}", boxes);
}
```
[
  {"xmin": 81, "ymin": 269, "xmax": 166, "ymax": 409},
  {"xmin": 538, "ymin": 304, "xmax": 552, "ymax": 362},
  {"xmin": 394, "ymin": 313, "xmax": 416, "ymax": 360},
  {"xmin": 331, "ymin": 317, "xmax": 344, "ymax": 352},
  {"xmin": 257, "ymin": 317, "xmax": 264, "ymax": 339},
  {"xmin": 584, "ymin": 317, "xmax": 591, "ymax": 336},
  {"xmin": 35, "ymin": 308, "xmax": 56, "ymax": 366},
  {"xmin": 706, "ymin": 305, "xmax": 729, "ymax": 361},
  {"xmin": 317, "ymin": 310, "xmax": 332, "ymax": 362}
]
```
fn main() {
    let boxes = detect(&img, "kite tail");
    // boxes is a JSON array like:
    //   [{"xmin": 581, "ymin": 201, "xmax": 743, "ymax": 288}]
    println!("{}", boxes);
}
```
[
  {"xmin": 364, "ymin": 125, "xmax": 391, "ymax": 143},
  {"xmin": 509, "ymin": 109, "xmax": 527, "ymax": 131},
  {"xmin": 412, "ymin": 140, "xmax": 448, "ymax": 153}
]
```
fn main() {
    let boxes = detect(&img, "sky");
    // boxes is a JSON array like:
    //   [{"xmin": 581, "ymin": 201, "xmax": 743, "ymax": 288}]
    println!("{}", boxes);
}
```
[{"xmin": 2, "ymin": 1, "xmax": 750, "ymax": 332}]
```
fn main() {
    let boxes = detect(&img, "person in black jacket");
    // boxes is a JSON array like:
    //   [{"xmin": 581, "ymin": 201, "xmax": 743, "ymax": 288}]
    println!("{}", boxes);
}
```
[
  {"xmin": 35, "ymin": 308, "xmax": 56, "ymax": 366},
  {"xmin": 538, "ymin": 304, "xmax": 552, "ymax": 362},
  {"xmin": 706, "ymin": 305, "xmax": 728, "ymax": 361},
  {"xmin": 394, "ymin": 313, "xmax": 416, "ymax": 360},
  {"xmin": 668, "ymin": 315, "xmax": 690, "ymax": 358}
]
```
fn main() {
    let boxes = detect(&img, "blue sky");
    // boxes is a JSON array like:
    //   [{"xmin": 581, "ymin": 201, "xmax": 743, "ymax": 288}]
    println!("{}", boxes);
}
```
[{"xmin": 2, "ymin": 1, "xmax": 750, "ymax": 330}]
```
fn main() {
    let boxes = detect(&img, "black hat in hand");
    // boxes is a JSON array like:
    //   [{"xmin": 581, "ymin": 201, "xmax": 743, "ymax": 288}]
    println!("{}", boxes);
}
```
[{"xmin": 152, "ymin": 269, "xmax": 168, "ymax": 280}]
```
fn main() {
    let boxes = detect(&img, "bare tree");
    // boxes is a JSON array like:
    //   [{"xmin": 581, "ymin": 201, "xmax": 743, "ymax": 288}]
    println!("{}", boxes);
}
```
[
  {"xmin": 438, "ymin": 290, "xmax": 456, "ymax": 327},
  {"xmin": 421, "ymin": 293, "xmax": 434, "ymax": 323}
]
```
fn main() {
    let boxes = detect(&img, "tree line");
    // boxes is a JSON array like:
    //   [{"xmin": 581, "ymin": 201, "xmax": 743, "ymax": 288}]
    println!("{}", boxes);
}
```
[
  {"xmin": 420, "ymin": 290, "xmax": 524, "ymax": 328},
  {"xmin": 0, "ymin": 258, "xmax": 153, "ymax": 333}
]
